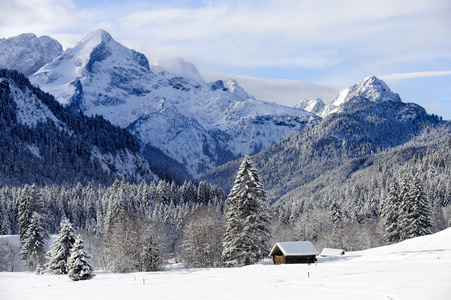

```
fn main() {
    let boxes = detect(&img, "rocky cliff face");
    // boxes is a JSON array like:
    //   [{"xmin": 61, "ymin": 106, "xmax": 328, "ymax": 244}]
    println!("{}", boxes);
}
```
[
  {"xmin": 0, "ymin": 33, "xmax": 63, "ymax": 76},
  {"xmin": 28, "ymin": 29, "xmax": 317, "ymax": 178}
]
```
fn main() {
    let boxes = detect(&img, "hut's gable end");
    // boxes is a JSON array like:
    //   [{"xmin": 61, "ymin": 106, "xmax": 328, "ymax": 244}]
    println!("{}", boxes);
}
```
[{"xmin": 269, "ymin": 241, "xmax": 319, "ymax": 265}]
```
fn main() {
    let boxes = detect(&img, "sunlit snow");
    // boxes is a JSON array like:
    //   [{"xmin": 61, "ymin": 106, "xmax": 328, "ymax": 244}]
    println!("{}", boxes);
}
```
[{"xmin": 1, "ymin": 228, "xmax": 450, "ymax": 300}]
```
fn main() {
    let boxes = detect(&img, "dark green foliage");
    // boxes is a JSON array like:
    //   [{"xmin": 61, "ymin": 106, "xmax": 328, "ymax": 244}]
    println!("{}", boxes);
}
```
[
  {"xmin": 0, "ymin": 69, "xmax": 145, "ymax": 186},
  {"xmin": 46, "ymin": 218, "xmax": 76, "ymax": 274},
  {"xmin": 206, "ymin": 99, "xmax": 443, "ymax": 203},
  {"xmin": 67, "ymin": 236, "xmax": 94, "ymax": 281},
  {"xmin": 222, "ymin": 156, "xmax": 271, "ymax": 267}
]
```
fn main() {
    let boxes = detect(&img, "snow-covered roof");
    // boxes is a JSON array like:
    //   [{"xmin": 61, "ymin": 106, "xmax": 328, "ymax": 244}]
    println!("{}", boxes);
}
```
[
  {"xmin": 320, "ymin": 248, "xmax": 345, "ymax": 257},
  {"xmin": 269, "ymin": 241, "xmax": 319, "ymax": 257}
]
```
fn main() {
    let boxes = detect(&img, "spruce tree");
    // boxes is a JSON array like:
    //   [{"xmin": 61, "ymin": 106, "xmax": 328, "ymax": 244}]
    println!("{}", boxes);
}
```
[
  {"xmin": 67, "ymin": 236, "xmax": 94, "ymax": 281},
  {"xmin": 329, "ymin": 200, "xmax": 343, "ymax": 231},
  {"xmin": 381, "ymin": 178, "xmax": 401, "ymax": 243},
  {"xmin": 46, "ymin": 218, "xmax": 76, "ymax": 274},
  {"xmin": 222, "ymin": 156, "xmax": 271, "ymax": 267},
  {"xmin": 21, "ymin": 212, "xmax": 49, "ymax": 271},
  {"xmin": 404, "ymin": 174, "xmax": 432, "ymax": 239},
  {"xmin": 19, "ymin": 184, "xmax": 44, "ymax": 244},
  {"xmin": 18, "ymin": 184, "xmax": 48, "ymax": 271}
]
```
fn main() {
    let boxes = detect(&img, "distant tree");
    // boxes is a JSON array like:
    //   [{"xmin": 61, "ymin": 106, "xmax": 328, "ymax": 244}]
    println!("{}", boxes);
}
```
[
  {"xmin": 141, "ymin": 222, "xmax": 167, "ymax": 272},
  {"xmin": 67, "ymin": 236, "xmax": 94, "ymax": 281},
  {"xmin": 222, "ymin": 156, "xmax": 271, "ymax": 267},
  {"xmin": 0, "ymin": 239, "xmax": 24, "ymax": 272},
  {"xmin": 178, "ymin": 205, "xmax": 224, "ymax": 268},
  {"xmin": 329, "ymin": 200, "xmax": 343, "ymax": 231},
  {"xmin": 46, "ymin": 218, "xmax": 76, "ymax": 274},
  {"xmin": 104, "ymin": 211, "xmax": 167, "ymax": 273}
]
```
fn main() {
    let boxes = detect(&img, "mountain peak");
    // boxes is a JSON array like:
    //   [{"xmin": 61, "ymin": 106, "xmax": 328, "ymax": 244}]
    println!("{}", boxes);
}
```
[
  {"xmin": 294, "ymin": 98, "xmax": 325, "ymax": 115},
  {"xmin": 320, "ymin": 76, "xmax": 401, "ymax": 117},
  {"xmin": 0, "ymin": 33, "xmax": 63, "ymax": 76},
  {"xmin": 80, "ymin": 29, "xmax": 113, "ymax": 46}
]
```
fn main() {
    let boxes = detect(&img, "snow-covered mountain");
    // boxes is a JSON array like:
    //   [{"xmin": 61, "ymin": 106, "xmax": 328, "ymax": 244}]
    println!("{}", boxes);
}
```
[
  {"xmin": 0, "ymin": 33, "xmax": 63, "ymax": 76},
  {"xmin": 0, "ymin": 69, "xmax": 156, "ymax": 186},
  {"xmin": 320, "ymin": 76, "xmax": 402, "ymax": 117},
  {"xmin": 206, "ymin": 76, "xmax": 443, "ymax": 201},
  {"xmin": 294, "ymin": 98, "xmax": 325, "ymax": 115},
  {"xmin": 29, "ymin": 29, "xmax": 317, "ymax": 179}
]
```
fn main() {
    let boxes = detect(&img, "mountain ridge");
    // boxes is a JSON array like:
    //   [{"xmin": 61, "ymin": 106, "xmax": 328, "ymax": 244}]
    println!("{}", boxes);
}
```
[
  {"xmin": 25, "ymin": 29, "xmax": 317, "ymax": 179},
  {"xmin": 0, "ymin": 69, "xmax": 157, "ymax": 186},
  {"xmin": 204, "ymin": 77, "xmax": 444, "ymax": 202},
  {"xmin": 0, "ymin": 33, "xmax": 63, "ymax": 76}
]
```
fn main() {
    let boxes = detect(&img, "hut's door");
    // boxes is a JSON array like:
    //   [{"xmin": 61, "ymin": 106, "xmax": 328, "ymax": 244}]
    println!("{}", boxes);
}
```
[{"xmin": 273, "ymin": 256, "xmax": 286, "ymax": 265}]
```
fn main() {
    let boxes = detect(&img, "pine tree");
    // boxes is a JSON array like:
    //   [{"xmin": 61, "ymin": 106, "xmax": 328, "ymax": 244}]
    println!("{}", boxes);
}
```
[
  {"xmin": 398, "ymin": 176, "xmax": 413, "ymax": 241},
  {"xmin": 222, "ymin": 156, "xmax": 271, "ymax": 267},
  {"xmin": 67, "ymin": 236, "xmax": 94, "ymax": 281},
  {"xmin": 403, "ymin": 174, "xmax": 432, "ymax": 239},
  {"xmin": 46, "ymin": 218, "xmax": 76, "ymax": 274},
  {"xmin": 21, "ymin": 212, "xmax": 49, "ymax": 271},
  {"xmin": 19, "ymin": 184, "xmax": 44, "ymax": 243},
  {"xmin": 381, "ymin": 178, "xmax": 401, "ymax": 243},
  {"xmin": 329, "ymin": 200, "xmax": 343, "ymax": 231}
]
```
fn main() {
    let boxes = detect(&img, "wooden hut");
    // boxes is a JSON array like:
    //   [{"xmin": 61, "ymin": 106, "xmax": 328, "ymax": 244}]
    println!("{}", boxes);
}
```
[
  {"xmin": 269, "ymin": 241, "xmax": 319, "ymax": 265},
  {"xmin": 320, "ymin": 248, "xmax": 345, "ymax": 257}
]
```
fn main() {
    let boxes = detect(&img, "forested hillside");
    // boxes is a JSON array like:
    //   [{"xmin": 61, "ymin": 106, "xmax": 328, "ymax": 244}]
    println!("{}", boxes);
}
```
[
  {"xmin": 0, "ymin": 69, "xmax": 155, "ymax": 186},
  {"xmin": 205, "ymin": 98, "xmax": 450, "ymax": 250},
  {"xmin": 207, "ymin": 99, "xmax": 443, "ymax": 200},
  {"xmin": 267, "ymin": 125, "xmax": 451, "ymax": 249}
]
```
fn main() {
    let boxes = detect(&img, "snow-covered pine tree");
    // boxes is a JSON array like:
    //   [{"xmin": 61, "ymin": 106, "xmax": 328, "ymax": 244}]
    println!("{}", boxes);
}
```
[
  {"xmin": 18, "ymin": 184, "xmax": 48, "ymax": 271},
  {"xmin": 381, "ymin": 178, "xmax": 401, "ymax": 243},
  {"xmin": 67, "ymin": 236, "xmax": 94, "ymax": 281},
  {"xmin": 21, "ymin": 212, "xmax": 49, "ymax": 271},
  {"xmin": 398, "ymin": 175, "xmax": 413, "ymax": 241},
  {"xmin": 329, "ymin": 200, "xmax": 343, "ymax": 231},
  {"xmin": 19, "ymin": 184, "xmax": 45, "ymax": 245},
  {"xmin": 403, "ymin": 174, "xmax": 432, "ymax": 239},
  {"xmin": 222, "ymin": 156, "xmax": 271, "ymax": 267},
  {"xmin": 46, "ymin": 218, "xmax": 76, "ymax": 274}
]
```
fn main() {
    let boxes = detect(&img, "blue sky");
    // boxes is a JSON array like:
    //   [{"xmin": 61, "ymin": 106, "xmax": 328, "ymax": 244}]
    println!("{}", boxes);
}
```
[{"xmin": 1, "ymin": 0, "xmax": 450, "ymax": 119}]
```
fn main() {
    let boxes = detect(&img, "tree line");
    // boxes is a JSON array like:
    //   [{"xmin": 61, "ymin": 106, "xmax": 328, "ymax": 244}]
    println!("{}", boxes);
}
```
[{"xmin": 0, "ymin": 158, "xmax": 273, "ymax": 273}]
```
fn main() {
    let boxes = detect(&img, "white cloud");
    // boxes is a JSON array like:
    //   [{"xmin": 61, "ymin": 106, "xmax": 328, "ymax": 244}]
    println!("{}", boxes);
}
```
[
  {"xmin": 202, "ymin": 72, "xmax": 343, "ymax": 106},
  {"xmin": 379, "ymin": 71, "xmax": 451, "ymax": 80},
  {"xmin": 1, "ymin": 0, "xmax": 450, "ymax": 73},
  {"xmin": 0, "ymin": 0, "xmax": 88, "ymax": 40},
  {"xmin": 110, "ymin": 0, "xmax": 451, "ymax": 70}
]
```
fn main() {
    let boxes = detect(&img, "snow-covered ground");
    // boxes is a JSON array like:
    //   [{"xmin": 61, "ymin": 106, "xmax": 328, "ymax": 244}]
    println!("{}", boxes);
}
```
[{"xmin": 1, "ymin": 228, "xmax": 450, "ymax": 300}]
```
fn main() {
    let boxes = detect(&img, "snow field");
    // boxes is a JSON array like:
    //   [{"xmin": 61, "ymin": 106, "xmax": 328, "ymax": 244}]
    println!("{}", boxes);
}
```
[
  {"xmin": 1, "ymin": 257, "xmax": 449, "ymax": 300},
  {"xmin": 2, "ymin": 228, "xmax": 451, "ymax": 300}
]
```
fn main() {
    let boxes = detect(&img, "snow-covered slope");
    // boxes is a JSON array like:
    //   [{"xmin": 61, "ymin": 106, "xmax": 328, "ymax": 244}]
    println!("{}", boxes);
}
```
[
  {"xmin": 0, "ymin": 33, "xmax": 63, "ymax": 76},
  {"xmin": 30, "ymin": 29, "xmax": 317, "ymax": 178},
  {"xmin": 0, "ymin": 70, "xmax": 157, "ymax": 185},
  {"xmin": 1, "ymin": 229, "xmax": 450, "ymax": 300},
  {"xmin": 294, "ymin": 98, "xmax": 325, "ymax": 115},
  {"xmin": 320, "ymin": 76, "xmax": 402, "ymax": 117}
]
